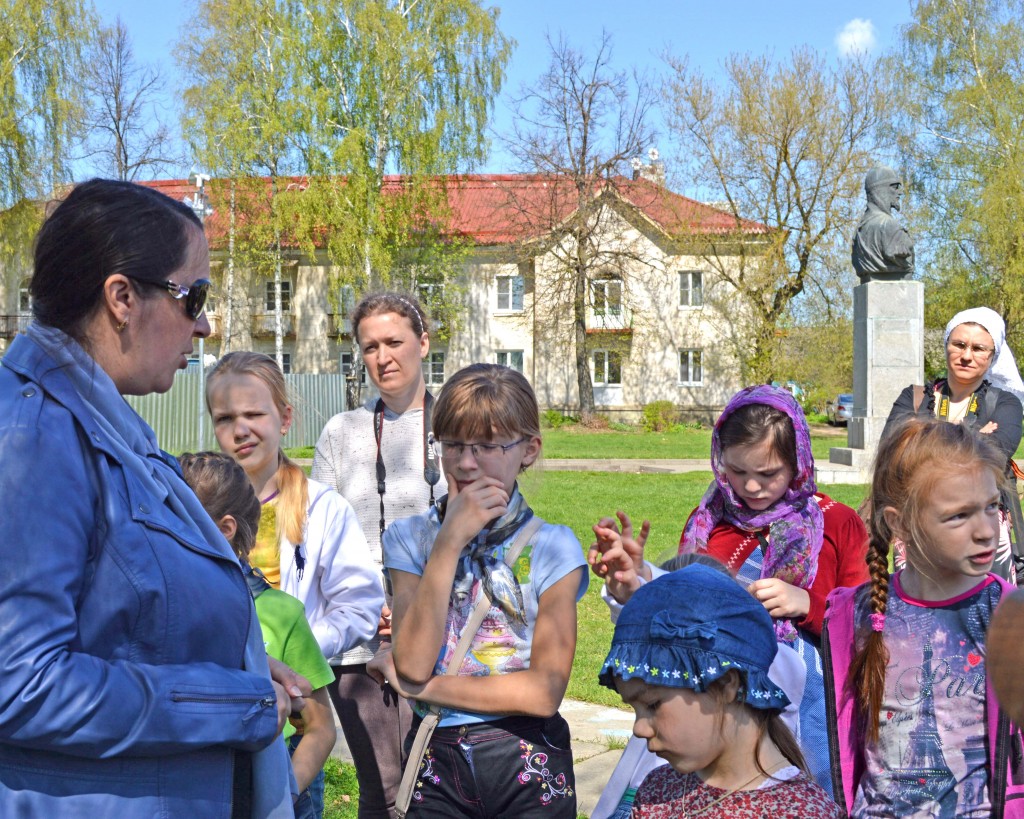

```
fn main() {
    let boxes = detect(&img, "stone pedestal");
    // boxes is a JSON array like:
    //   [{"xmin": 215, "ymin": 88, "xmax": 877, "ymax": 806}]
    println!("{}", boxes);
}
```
[{"xmin": 828, "ymin": 280, "xmax": 924, "ymax": 481}]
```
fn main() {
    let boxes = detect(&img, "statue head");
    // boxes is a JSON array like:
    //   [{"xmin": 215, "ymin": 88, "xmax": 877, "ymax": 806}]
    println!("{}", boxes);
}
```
[{"xmin": 865, "ymin": 165, "xmax": 902, "ymax": 213}]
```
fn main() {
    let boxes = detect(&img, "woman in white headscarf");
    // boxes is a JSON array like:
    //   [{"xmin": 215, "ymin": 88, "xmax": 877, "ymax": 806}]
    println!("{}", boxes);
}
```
[{"xmin": 883, "ymin": 306, "xmax": 1024, "ymax": 579}]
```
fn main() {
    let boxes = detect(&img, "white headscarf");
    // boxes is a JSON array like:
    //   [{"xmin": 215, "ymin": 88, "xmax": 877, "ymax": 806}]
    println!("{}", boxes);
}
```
[{"xmin": 944, "ymin": 307, "xmax": 1024, "ymax": 405}]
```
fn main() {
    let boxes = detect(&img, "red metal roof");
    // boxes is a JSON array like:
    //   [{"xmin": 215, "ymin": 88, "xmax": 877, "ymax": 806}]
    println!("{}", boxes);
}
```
[{"xmin": 139, "ymin": 174, "xmax": 769, "ymax": 248}]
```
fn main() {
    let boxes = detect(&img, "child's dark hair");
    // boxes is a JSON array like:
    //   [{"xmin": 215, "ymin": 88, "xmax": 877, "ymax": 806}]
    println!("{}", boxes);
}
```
[
  {"xmin": 704, "ymin": 670, "xmax": 809, "ymax": 778},
  {"xmin": 850, "ymin": 418, "xmax": 1006, "ymax": 743},
  {"xmin": 432, "ymin": 363, "xmax": 540, "ymax": 445},
  {"xmin": 662, "ymin": 552, "xmax": 808, "ymax": 777},
  {"xmin": 352, "ymin": 291, "xmax": 429, "ymax": 340},
  {"xmin": 718, "ymin": 403, "xmax": 798, "ymax": 475},
  {"xmin": 178, "ymin": 451, "xmax": 261, "ymax": 559}
]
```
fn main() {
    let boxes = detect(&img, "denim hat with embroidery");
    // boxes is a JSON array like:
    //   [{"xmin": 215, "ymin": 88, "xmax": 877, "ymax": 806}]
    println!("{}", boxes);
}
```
[{"xmin": 599, "ymin": 564, "xmax": 789, "ymax": 711}]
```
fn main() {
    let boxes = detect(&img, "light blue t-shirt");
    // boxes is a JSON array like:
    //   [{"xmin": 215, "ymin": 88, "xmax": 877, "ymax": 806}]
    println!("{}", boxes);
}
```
[{"xmin": 383, "ymin": 498, "xmax": 588, "ymax": 726}]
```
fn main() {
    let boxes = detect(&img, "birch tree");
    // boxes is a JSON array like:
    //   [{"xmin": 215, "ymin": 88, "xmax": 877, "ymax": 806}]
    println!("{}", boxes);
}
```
[
  {"xmin": 0, "ymin": 0, "xmax": 93, "ymax": 255},
  {"xmin": 893, "ymin": 0, "xmax": 1024, "ymax": 348},
  {"xmin": 180, "ymin": 0, "xmax": 305, "ymax": 365},
  {"xmin": 290, "ymin": 0, "xmax": 512, "ymax": 303}
]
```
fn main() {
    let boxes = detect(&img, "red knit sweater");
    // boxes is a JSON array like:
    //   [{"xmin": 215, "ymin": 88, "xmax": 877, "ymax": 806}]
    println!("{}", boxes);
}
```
[{"xmin": 685, "ymin": 494, "xmax": 869, "ymax": 637}]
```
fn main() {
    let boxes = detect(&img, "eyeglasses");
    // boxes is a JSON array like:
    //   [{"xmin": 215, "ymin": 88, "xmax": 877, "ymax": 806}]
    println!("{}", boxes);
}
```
[
  {"xmin": 437, "ymin": 438, "xmax": 525, "ymax": 462},
  {"xmin": 947, "ymin": 340, "xmax": 995, "ymax": 359},
  {"xmin": 128, "ymin": 276, "xmax": 211, "ymax": 320}
]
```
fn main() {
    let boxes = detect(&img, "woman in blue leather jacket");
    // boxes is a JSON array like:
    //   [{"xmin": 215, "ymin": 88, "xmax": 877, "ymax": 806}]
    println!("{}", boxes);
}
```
[{"xmin": 0, "ymin": 180, "xmax": 297, "ymax": 817}]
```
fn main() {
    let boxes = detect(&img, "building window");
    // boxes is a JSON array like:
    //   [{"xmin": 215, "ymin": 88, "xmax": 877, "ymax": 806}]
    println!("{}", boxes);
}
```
[
  {"xmin": 336, "ymin": 284, "xmax": 356, "ymax": 316},
  {"xmin": 18, "ymin": 278, "xmax": 31, "ymax": 313},
  {"xmin": 340, "ymin": 351, "xmax": 368, "ymax": 385},
  {"xmin": 496, "ymin": 350, "xmax": 524, "ymax": 372},
  {"xmin": 592, "ymin": 278, "xmax": 622, "ymax": 316},
  {"xmin": 592, "ymin": 350, "xmax": 622, "ymax": 386},
  {"xmin": 279, "ymin": 353, "xmax": 292, "ymax": 374},
  {"xmin": 496, "ymin": 275, "xmax": 524, "ymax": 312},
  {"xmin": 679, "ymin": 271, "xmax": 704, "ymax": 307},
  {"xmin": 265, "ymin": 280, "xmax": 292, "ymax": 312},
  {"xmin": 679, "ymin": 349, "xmax": 703, "ymax": 385},
  {"xmin": 423, "ymin": 351, "xmax": 446, "ymax": 386}
]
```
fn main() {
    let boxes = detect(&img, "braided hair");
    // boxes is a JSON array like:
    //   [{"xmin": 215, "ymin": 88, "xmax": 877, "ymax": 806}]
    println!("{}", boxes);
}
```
[{"xmin": 850, "ymin": 418, "xmax": 1006, "ymax": 742}]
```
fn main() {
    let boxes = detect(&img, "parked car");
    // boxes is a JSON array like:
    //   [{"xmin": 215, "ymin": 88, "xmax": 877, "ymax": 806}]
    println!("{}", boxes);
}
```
[{"xmin": 826, "ymin": 393, "xmax": 854, "ymax": 425}]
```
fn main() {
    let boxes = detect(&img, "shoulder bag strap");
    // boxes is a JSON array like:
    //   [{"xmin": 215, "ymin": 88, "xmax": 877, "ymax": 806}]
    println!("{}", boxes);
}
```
[{"xmin": 395, "ymin": 516, "xmax": 544, "ymax": 817}]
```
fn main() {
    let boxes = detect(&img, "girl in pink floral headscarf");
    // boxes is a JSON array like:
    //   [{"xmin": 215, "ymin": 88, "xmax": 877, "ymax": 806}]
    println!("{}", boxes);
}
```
[{"xmin": 589, "ymin": 384, "xmax": 869, "ymax": 798}]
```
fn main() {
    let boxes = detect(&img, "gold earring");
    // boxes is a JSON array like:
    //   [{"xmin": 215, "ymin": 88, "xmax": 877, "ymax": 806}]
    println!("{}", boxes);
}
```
[{"xmin": 117, "ymin": 318, "xmax": 129, "ymax": 333}]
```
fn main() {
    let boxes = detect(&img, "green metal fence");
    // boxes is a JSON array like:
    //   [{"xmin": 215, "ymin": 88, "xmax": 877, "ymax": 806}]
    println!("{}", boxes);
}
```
[{"xmin": 125, "ymin": 370, "xmax": 348, "ymax": 453}]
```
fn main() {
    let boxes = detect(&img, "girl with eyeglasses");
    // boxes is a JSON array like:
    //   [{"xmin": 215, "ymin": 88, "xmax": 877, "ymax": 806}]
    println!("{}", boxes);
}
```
[
  {"xmin": 311, "ymin": 291, "xmax": 448, "ymax": 818},
  {"xmin": 0, "ymin": 179, "xmax": 300, "ymax": 814},
  {"xmin": 369, "ymin": 363, "xmax": 588, "ymax": 818},
  {"xmin": 882, "ymin": 307, "xmax": 1024, "ymax": 580}
]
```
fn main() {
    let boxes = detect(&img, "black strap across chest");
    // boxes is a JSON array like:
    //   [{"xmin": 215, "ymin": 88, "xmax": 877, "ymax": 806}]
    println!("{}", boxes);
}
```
[{"xmin": 373, "ymin": 391, "xmax": 441, "ymax": 538}]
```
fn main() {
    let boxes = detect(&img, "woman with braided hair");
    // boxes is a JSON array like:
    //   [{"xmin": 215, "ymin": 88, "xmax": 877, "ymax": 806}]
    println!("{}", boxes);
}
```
[{"xmin": 822, "ymin": 418, "xmax": 1024, "ymax": 817}]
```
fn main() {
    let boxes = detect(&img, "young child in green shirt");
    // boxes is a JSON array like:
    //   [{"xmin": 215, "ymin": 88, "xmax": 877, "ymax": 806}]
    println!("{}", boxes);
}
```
[{"xmin": 180, "ymin": 452, "xmax": 337, "ymax": 819}]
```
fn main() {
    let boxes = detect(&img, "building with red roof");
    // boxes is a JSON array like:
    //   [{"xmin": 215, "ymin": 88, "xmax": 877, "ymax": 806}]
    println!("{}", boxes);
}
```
[{"xmin": 2, "ymin": 168, "xmax": 769, "ymax": 419}]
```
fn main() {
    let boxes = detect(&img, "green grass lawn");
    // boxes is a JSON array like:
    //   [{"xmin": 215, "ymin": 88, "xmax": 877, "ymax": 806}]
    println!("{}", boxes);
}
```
[
  {"xmin": 534, "ymin": 425, "xmax": 847, "ymax": 462},
  {"xmin": 287, "ymin": 423, "xmax": 849, "ymax": 463},
  {"xmin": 323, "ymin": 758, "xmax": 359, "ymax": 818}
]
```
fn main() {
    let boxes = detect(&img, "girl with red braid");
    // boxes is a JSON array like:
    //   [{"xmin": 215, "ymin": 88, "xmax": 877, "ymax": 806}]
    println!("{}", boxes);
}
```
[{"xmin": 822, "ymin": 418, "xmax": 1024, "ymax": 817}]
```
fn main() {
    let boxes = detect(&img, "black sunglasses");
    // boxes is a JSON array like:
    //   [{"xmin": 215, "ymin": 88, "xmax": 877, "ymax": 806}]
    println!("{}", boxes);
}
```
[{"xmin": 128, "ymin": 276, "xmax": 211, "ymax": 320}]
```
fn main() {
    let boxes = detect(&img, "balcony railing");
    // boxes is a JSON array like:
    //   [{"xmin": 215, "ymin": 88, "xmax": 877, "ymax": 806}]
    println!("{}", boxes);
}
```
[
  {"xmin": 587, "ymin": 307, "xmax": 633, "ymax": 333},
  {"xmin": 0, "ymin": 314, "xmax": 31, "ymax": 339},
  {"xmin": 251, "ymin": 312, "xmax": 295, "ymax": 338},
  {"xmin": 327, "ymin": 314, "xmax": 352, "ymax": 338}
]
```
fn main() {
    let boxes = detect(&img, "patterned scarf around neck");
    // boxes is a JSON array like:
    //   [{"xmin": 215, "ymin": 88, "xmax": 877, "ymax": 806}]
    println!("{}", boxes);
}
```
[
  {"xmin": 441, "ymin": 486, "xmax": 533, "ymax": 624},
  {"xmin": 679, "ymin": 384, "xmax": 824, "ymax": 642}
]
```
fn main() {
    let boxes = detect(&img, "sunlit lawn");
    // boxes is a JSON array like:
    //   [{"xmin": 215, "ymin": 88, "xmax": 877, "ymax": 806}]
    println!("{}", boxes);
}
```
[{"xmin": 288, "ymin": 423, "xmax": 849, "ymax": 463}]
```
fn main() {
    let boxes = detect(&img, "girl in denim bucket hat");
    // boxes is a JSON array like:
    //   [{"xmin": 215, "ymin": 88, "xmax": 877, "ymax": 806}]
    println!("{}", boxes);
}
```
[{"xmin": 601, "ymin": 565, "xmax": 840, "ymax": 818}]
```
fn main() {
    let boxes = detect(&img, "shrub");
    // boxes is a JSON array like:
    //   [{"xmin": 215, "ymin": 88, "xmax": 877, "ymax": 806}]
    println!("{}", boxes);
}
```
[
  {"xmin": 641, "ymin": 400, "xmax": 680, "ymax": 432},
  {"xmin": 542, "ymin": 409, "xmax": 577, "ymax": 429}
]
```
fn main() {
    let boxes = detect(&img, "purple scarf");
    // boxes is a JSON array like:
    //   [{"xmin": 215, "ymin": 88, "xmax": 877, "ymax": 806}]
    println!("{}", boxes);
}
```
[{"xmin": 679, "ymin": 385, "xmax": 824, "ymax": 641}]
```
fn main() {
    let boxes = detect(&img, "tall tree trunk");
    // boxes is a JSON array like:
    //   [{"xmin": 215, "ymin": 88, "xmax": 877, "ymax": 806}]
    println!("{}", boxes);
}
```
[
  {"xmin": 272, "ymin": 178, "xmax": 284, "ymax": 370},
  {"xmin": 223, "ymin": 180, "xmax": 236, "ymax": 354},
  {"xmin": 573, "ymin": 264, "xmax": 594, "ymax": 421}
]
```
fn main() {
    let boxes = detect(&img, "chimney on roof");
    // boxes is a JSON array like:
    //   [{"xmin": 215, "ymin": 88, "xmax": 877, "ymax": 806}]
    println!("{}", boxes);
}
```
[{"xmin": 632, "ymin": 148, "xmax": 665, "ymax": 186}]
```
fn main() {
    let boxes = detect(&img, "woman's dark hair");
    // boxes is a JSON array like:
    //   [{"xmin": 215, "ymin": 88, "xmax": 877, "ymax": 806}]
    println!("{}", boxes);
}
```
[
  {"xmin": 32, "ymin": 178, "xmax": 203, "ymax": 339},
  {"xmin": 718, "ymin": 403, "xmax": 798, "ymax": 475},
  {"xmin": 178, "ymin": 451, "xmax": 261, "ymax": 560},
  {"xmin": 351, "ymin": 291, "xmax": 429, "ymax": 342}
]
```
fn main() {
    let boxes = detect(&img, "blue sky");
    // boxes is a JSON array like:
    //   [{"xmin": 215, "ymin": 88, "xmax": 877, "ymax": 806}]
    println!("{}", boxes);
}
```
[{"xmin": 92, "ymin": 0, "xmax": 914, "ymax": 177}]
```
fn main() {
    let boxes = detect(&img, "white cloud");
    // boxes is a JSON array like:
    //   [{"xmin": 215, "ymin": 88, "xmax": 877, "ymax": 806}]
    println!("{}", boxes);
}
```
[{"xmin": 836, "ymin": 18, "xmax": 877, "ymax": 56}]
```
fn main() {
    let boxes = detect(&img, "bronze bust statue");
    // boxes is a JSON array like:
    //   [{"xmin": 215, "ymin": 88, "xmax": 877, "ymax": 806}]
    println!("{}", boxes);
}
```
[{"xmin": 852, "ymin": 165, "xmax": 914, "ymax": 282}]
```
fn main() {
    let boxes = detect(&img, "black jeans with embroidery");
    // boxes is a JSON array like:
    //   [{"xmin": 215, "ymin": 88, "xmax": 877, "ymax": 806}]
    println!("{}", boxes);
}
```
[{"xmin": 403, "ymin": 713, "xmax": 577, "ymax": 818}]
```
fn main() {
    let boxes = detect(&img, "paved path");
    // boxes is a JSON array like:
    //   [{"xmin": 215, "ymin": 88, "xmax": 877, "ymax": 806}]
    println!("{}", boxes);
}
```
[{"xmin": 328, "ymin": 697, "xmax": 630, "ymax": 817}]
